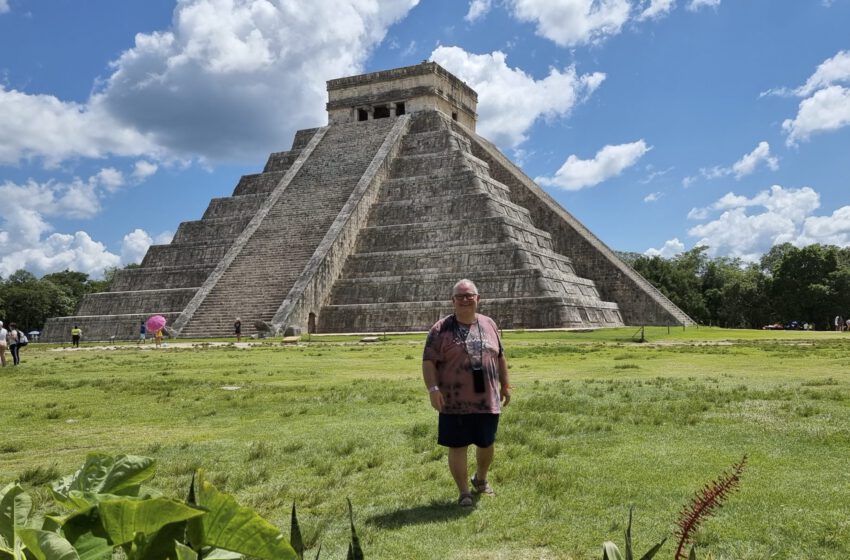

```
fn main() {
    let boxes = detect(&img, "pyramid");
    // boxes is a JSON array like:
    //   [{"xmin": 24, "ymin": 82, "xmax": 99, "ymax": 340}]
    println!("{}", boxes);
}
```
[{"xmin": 42, "ymin": 62, "xmax": 692, "ymax": 341}]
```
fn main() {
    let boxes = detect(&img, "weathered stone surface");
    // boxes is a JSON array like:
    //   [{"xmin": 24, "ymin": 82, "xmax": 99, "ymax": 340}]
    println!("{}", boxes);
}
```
[{"xmin": 42, "ymin": 61, "xmax": 691, "ymax": 342}]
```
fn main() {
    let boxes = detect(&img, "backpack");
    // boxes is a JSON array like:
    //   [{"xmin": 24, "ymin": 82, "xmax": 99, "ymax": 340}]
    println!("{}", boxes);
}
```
[{"xmin": 17, "ymin": 332, "xmax": 28, "ymax": 346}]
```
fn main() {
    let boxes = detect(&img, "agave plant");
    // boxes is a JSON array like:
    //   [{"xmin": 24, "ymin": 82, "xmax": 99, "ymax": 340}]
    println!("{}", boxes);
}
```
[{"xmin": 601, "ymin": 507, "xmax": 666, "ymax": 560}]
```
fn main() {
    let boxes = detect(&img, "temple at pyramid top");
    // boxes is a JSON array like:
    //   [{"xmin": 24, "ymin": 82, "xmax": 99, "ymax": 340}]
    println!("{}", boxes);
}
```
[
  {"xmin": 41, "ymin": 62, "xmax": 693, "ymax": 341},
  {"xmin": 326, "ymin": 62, "xmax": 478, "ymax": 130}
]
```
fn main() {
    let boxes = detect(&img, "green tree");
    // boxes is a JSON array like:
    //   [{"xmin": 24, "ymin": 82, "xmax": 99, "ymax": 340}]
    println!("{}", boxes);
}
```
[{"xmin": 770, "ymin": 244, "xmax": 839, "ymax": 329}]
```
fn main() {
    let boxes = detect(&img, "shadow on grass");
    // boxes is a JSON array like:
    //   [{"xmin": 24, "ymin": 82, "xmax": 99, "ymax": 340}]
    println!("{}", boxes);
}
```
[{"xmin": 368, "ymin": 498, "xmax": 476, "ymax": 528}]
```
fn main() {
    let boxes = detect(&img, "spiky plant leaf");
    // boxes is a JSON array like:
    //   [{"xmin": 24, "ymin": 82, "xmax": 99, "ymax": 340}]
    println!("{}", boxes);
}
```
[
  {"xmin": 346, "ymin": 499, "xmax": 363, "ymax": 560},
  {"xmin": 602, "ymin": 542, "xmax": 624, "ymax": 560},
  {"xmin": 290, "ymin": 503, "xmax": 303, "ymax": 560}
]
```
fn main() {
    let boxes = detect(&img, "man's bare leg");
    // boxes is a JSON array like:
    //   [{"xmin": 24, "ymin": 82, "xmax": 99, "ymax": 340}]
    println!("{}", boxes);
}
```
[
  {"xmin": 448, "ymin": 446, "xmax": 471, "ymax": 495},
  {"xmin": 475, "ymin": 444, "xmax": 494, "ymax": 483}
]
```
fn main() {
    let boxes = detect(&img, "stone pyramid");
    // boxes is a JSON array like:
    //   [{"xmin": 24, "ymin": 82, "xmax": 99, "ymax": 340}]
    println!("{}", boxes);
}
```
[{"xmin": 42, "ymin": 62, "xmax": 692, "ymax": 341}]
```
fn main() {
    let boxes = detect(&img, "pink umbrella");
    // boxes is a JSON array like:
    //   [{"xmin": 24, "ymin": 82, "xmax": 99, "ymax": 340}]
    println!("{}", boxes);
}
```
[{"xmin": 146, "ymin": 315, "xmax": 167, "ymax": 333}]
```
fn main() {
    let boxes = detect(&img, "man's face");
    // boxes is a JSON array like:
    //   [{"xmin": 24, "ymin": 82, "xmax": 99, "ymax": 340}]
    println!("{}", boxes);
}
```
[{"xmin": 452, "ymin": 283, "xmax": 479, "ymax": 314}]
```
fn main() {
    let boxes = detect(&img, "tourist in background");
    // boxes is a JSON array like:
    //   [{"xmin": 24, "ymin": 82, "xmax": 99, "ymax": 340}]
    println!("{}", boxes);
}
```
[
  {"xmin": 234, "ymin": 318, "xmax": 242, "ymax": 342},
  {"xmin": 154, "ymin": 328, "xmax": 163, "ymax": 348},
  {"xmin": 422, "ymin": 279, "xmax": 511, "ymax": 507},
  {"xmin": 7, "ymin": 322, "xmax": 26, "ymax": 365},
  {"xmin": 138, "ymin": 320, "xmax": 147, "ymax": 344},
  {"xmin": 0, "ymin": 321, "xmax": 7, "ymax": 366},
  {"xmin": 71, "ymin": 325, "xmax": 82, "ymax": 348}
]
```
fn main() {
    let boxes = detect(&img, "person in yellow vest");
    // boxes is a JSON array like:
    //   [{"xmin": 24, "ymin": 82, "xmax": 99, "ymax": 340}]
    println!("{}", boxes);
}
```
[
  {"xmin": 154, "ymin": 328, "xmax": 163, "ymax": 348},
  {"xmin": 71, "ymin": 325, "xmax": 82, "ymax": 348}
]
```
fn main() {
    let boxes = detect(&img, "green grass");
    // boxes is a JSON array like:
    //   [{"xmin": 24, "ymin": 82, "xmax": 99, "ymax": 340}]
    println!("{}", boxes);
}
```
[{"xmin": 3, "ymin": 327, "xmax": 850, "ymax": 559}]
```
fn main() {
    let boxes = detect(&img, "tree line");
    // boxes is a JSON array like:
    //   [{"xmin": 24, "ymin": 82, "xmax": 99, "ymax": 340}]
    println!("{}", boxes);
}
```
[
  {"xmin": 2, "ymin": 243, "xmax": 849, "ymax": 331},
  {"xmin": 621, "ymin": 243, "xmax": 850, "ymax": 330}
]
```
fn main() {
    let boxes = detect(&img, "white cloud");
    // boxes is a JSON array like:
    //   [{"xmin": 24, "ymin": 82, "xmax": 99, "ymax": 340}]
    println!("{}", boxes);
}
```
[
  {"xmin": 1, "ymin": 0, "xmax": 419, "ymax": 167},
  {"xmin": 683, "ymin": 185, "xmax": 850, "ymax": 262},
  {"xmin": 0, "ymin": 87, "xmax": 159, "ymax": 167},
  {"xmin": 645, "ymin": 238, "xmax": 684, "ymax": 258},
  {"xmin": 535, "ymin": 140, "xmax": 650, "ymax": 190},
  {"xmin": 687, "ymin": 0, "xmax": 720, "ymax": 11},
  {"xmin": 783, "ymin": 85, "xmax": 850, "ymax": 146},
  {"xmin": 0, "ymin": 0, "xmax": 9, "ymax": 14},
  {"xmin": 465, "ymin": 0, "xmax": 492, "ymax": 22},
  {"xmin": 132, "ymin": 160, "xmax": 159, "ymax": 181},
  {"xmin": 0, "ymin": 232, "xmax": 120, "ymax": 278},
  {"xmin": 795, "ymin": 50, "xmax": 850, "ymax": 97},
  {"xmin": 121, "ymin": 229, "xmax": 154, "ymax": 264},
  {"xmin": 637, "ymin": 0, "xmax": 675, "ymax": 21},
  {"xmin": 731, "ymin": 141, "xmax": 778, "ymax": 178},
  {"xmin": 94, "ymin": 167, "xmax": 125, "ymax": 191},
  {"xmin": 99, "ymin": 0, "xmax": 419, "ymax": 162},
  {"xmin": 686, "ymin": 141, "xmax": 778, "ymax": 183},
  {"xmin": 644, "ymin": 191, "xmax": 662, "ymax": 202},
  {"xmin": 432, "ymin": 46, "xmax": 605, "ymax": 149},
  {"xmin": 508, "ymin": 0, "xmax": 631, "ymax": 46}
]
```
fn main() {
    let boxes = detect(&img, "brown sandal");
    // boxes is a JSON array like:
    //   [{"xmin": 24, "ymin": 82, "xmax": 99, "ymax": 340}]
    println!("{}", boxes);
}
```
[
  {"xmin": 471, "ymin": 474, "xmax": 495, "ymax": 496},
  {"xmin": 458, "ymin": 493, "xmax": 473, "ymax": 507}
]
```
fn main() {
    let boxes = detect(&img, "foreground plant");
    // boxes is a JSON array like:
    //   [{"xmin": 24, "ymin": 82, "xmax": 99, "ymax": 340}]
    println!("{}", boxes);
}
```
[
  {"xmin": 673, "ymin": 455, "xmax": 747, "ymax": 560},
  {"xmin": 0, "ymin": 453, "xmax": 363, "ymax": 560},
  {"xmin": 602, "ymin": 455, "xmax": 747, "ymax": 560}
]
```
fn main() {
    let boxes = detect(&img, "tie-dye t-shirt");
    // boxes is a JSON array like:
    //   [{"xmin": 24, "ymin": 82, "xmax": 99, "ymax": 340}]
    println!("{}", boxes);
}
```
[{"xmin": 423, "ymin": 314, "xmax": 504, "ymax": 414}]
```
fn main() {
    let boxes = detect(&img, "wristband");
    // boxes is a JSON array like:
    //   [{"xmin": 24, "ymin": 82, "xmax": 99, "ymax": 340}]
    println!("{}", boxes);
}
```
[{"xmin": 428, "ymin": 386, "xmax": 440, "ymax": 393}]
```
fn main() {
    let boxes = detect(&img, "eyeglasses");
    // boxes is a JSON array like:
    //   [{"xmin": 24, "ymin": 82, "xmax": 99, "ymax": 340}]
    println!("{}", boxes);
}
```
[{"xmin": 452, "ymin": 293, "xmax": 478, "ymax": 300}]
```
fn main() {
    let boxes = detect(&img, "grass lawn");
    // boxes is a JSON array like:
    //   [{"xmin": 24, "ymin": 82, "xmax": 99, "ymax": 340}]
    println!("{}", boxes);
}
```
[{"xmin": 2, "ymin": 326, "xmax": 850, "ymax": 559}]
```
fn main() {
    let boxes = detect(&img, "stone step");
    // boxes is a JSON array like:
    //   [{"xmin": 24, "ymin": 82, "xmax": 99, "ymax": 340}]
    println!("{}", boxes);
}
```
[
  {"xmin": 172, "ymin": 216, "xmax": 253, "ymax": 244},
  {"xmin": 368, "ymin": 192, "xmax": 532, "ymax": 226},
  {"xmin": 233, "ymin": 171, "xmax": 287, "ymax": 196},
  {"xmin": 202, "ymin": 194, "xmax": 268, "ymax": 220},
  {"xmin": 318, "ymin": 296, "xmax": 623, "ymax": 333}
]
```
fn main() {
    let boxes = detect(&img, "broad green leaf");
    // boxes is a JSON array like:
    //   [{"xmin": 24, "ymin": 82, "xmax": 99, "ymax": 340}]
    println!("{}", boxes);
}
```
[
  {"xmin": 602, "ymin": 541, "xmax": 624, "ymax": 560},
  {"xmin": 52, "ymin": 455, "xmax": 155, "ymax": 502},
  {"xmin": 174, "ymin": 542, "xmax": 198, "ymax": 560},
  {"xmin": 0, "ymin": 547, "xmax": 13, "ymax": 560},
  {"xmin": 98, "ymin": 497, "xmax": 203, "ymax": 545},
  {"xmin": 16, "ymin": 528, "xmax": 79, "ymax": 560},
  {"xmin": 0, "ymin": 484, "xmax": 31, "ymax": 547},
  {"xmin": 60, "ymin": 509, "xmax": 111, "ymax": 560},
  {"xmin": 127, "ymin": 520, "xmax": 186, "ymax": 560},
  {"xmin": 195, "ymin": 472, "xmax": 296, "ymax": 560},
  {"xmin": 204, "ymin": 548, "xmax": 243, "ymax": 559}
]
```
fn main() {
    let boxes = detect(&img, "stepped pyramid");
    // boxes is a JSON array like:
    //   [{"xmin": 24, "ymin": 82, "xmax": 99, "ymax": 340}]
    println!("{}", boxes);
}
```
[{"xmin": 42, "ymin": 62, "xmax": 692, "ymax": 341}]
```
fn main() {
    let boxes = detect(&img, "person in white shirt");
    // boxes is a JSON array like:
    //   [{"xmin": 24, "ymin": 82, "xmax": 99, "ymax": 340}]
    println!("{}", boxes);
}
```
[{"xmin": 0, "ymin": 321, "xmax": 7, "ymax": 367}]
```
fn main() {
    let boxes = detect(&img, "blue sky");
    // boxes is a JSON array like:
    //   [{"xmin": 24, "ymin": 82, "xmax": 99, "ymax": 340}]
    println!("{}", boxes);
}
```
[{"xmin": 1, "ymin": 0, "xmax": 849, "ymax": 278}]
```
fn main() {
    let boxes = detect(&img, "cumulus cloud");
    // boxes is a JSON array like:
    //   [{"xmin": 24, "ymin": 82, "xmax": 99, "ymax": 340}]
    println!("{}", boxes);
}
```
[
  {"xmin": 731, "ymin": 141, "xmax": 779, "ymax": 178},
  {"xmin": 684, "ymin": 141, "xmax": 778, "ymax": 185},
  {"xmin": 783, "ymin": 85, "xmax": 850, "ymax": 146},
  {"xmin": 0, "ymin": 1, "xmax": 9, "ymax": 14},
  {"xmin": 0, "ymin": 87, "xmax": 159, "ymax": 167},
  {"xmin": 0, "ymin": 232, "xmax": 120, "ymax": 278},
  {"xmin": 120, "ymin": 229, "xmax": 154, "ymax": 264},
  {"xmin": 645, "ymin": 238, "xmax": 684, "ymax": 258},
  {"xmin": 0, "ymin": 164, "xmax": 157, "ymax": 277},
  {"xmin": 465, "ymin": 0, "xmax": 492, "ymax": 22},
  {"xmin": 644, "ymin": 191, "xmax": 662, "ymax": 202},
  {"xmin": 98, "ymin": 0, "xmax": 418, "ymax": 162},
  {"xmin": 431, "ymin": 46, "xmax": 605, "ymax": 148},
  {"xmin": 772, "ymin": 51, "xmax": 850, "ymax": 145},
  {"xmin": 535, "ymin": 140, "xmax": 650, "ymax": 190},
  {"xmin": 1, "ymin": 0, "xmax": 419, "ymax": 167},
  {"xmin": 637, "ymin": 0, "xmax": 675, "ymax": 20},
  {"xmin": 132, "ymin": 160, "xmax": 159, "ymax": 181},
  {"xmin": 683, "ymin": 185, "xmax": 850, "ymax": 261},
  {"xmin": 507, "ymin": 0, "xmax": 631, "ymax": 46},
  {"xmin": 687, "ymin": 0, "xmax": 720, "ymax": 11}
]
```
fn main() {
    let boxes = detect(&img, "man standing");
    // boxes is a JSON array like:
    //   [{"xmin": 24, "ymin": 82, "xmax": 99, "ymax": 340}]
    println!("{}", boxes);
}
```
[
  {"xmin": 139, "ymin": 320, "xmax": 147, "ymax": 344},
  {"xmin": 71, "ymin": 325, "xmax": 82, "ymax": 348},
  {"xmin": 422, "ymin": 279, "xmax": 511, "ymax": 507}
]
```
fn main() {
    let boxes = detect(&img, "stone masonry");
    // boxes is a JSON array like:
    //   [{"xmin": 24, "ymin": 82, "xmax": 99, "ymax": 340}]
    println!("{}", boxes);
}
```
[{"xmin": 41, "ymin": 62, "xmax": 692, "ymax": 341}]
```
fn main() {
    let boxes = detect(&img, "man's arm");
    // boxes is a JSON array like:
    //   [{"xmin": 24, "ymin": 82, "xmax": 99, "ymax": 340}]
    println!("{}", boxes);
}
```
[
  {"xmin": 498, "ymin": 354, "xmax": 511, "ymax": 406},
  {"xmin": 422, "ymin": 360, "xmax": 444, "ymax": 412}
]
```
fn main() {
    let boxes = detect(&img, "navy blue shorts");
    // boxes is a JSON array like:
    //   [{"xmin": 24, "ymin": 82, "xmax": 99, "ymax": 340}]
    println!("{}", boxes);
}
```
[{"xmin": 437, "ymin": 413, "xmax": 500, "ymax": 448}]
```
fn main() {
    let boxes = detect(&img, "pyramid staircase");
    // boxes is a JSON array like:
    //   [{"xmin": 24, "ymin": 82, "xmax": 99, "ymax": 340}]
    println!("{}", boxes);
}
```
[{"xmin": 316, "ymin": 112, "xmax": 623, "ymax": 332}]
